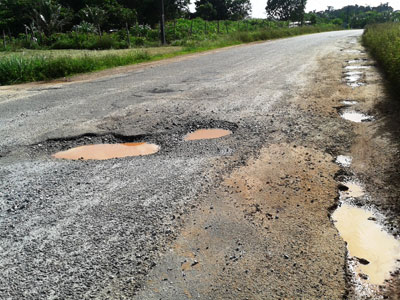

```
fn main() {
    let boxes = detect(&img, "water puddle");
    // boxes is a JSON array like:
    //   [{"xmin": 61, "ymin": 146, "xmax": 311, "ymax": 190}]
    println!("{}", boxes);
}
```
[
  {"xmin": 340, "ymin": 111, "xmax": 374, "ymax": 123},
  {"xmin": 53, "ymin": 143, "xmax": 160, "ymax": 160},
  {"xmin": 332, "ymin": 203, "xmax": 400, "ymax": 285},
  {"xmin": 184, "ymin": 129, "xmax": 232, "ymax": 141},
  {"xmin": 348, "ymin": 59, "xmax": 367, "ymax": 64},
  {"xmin": 340, "ymin": 181, "xmax": 365, "ymax": 198},
  {"xmin": 342, "ymin": 100, "xmax": 358, "ymax": 106},
  {"xmin": 348, "ymin": 82, "xmax": 365, "ymax": 88},
  {"xmin": 345, "ymin": 71, "xmax": 363, "ymax": 82},
  {"xmin": 344, "ymin": 49, "xmax": 362, "ymax": 54},
  {"xmin": 345, "ymin": 66, "xmax": 371, "ymax": 70},
  {"xmin": 336, "ymin": 155, "xmax": 352, "ymax": 167}
]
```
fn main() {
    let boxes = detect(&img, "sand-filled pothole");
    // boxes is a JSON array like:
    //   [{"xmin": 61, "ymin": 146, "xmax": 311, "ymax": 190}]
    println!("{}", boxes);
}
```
[
  {"xmin": 184, "ymin": 129, "xmax": 232, "ymax": 141},
  {"xmin": 53, "ymin": 143, "xmax": 160, "ymax": 160},
  {"xmin": 332, "ymin": 203, "xmax": 400, "ymax": 285}
]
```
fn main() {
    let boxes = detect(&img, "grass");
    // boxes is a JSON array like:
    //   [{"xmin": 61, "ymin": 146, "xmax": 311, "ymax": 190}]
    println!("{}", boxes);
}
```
[
  {"xmin": 362, "ymin": 23, "xmax": 400, "ymax": 92},
  {"xmin": 0, "ymin": 24, "xmax": 340, "ymax": 85}
]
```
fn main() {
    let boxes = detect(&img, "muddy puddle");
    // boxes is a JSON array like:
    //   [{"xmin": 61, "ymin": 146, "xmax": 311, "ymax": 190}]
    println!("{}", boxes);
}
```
[
  {"xmin": 53, "ymin": 143, "xmax": 159, "ymax": 160},
  {"xmin": 340, "ymin": 181, "xmax": 365, "ymax": 198},
  {"xmin": 336, "ymin": 155, "xmax": 352, "ymax": 167},
  {"xmin": 348, "ymin": 59, "xmax": 368, "ymax": 64},
  {"xmin": 344, "ymin": 50, "xmax": 362, "ymax": 54},
  {"xmin": 340, "ymin": 111, "xmax": 374, "ymax": 123},
  {"xmin": 342, "ymin": 100, "xmax": 358, "ymax": 106},
  {"xmin": 184, "ymin": 129, "xmax": 232, "ymax": 141},
  {"xmin": 345, "ymin": 72, "xmax": 363, "ymax": 83},
  {"xmin": 332, "ymin": 203, "xmax": 400, "ymax": 285},
  {"xmin": 345, "ymin": 66, "xmax": 371, "ymax": 70}
]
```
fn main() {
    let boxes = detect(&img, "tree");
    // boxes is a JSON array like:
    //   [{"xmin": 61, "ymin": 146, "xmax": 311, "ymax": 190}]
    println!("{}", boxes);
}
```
[
  {"xmin": 195, "ymin": 0, "xmax": 251, "ymax": 20},
  {"xmin": 80, "ymin": 5, "xmax": 106, "ymax": 35},
  {"xmin": 196, "ymin": 2, "xmax": 217, "ymax": 20},
  {"xmin": 265, "ymin": 0, "xmax": 307, "ymax": 22},
  {"xmin": 29, "ymin": 0, "xmax": 72, "ymax": 36},
  {"xmin": 227, "ymin": 0, "xmax": 252, "ymax": 20}
]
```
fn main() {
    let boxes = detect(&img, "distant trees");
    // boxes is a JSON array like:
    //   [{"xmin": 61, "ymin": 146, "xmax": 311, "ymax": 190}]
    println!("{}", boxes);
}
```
[
  {"xmin": 309, "ymin": 3, "xmax": 396, "ymax": 29},
  {"xmin": 194, "ymin": 0, "xmax": 252, "ymax": 21},
  {"xmin": 265, "ymin": 0, "xmax": 307, "ymax": 22}
]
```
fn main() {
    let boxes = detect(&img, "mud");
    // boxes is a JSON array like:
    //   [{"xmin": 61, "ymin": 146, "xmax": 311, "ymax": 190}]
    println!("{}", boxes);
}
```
[
  {"xmin": 184, "ymin": 129, "xmax": 232, "ymax": 141},
  {"xmin": 341, "ymin": 181, "xmax": 365, "ymax": 198},
  {"xmin": 332, "ymin": 203, "xmax": 400, "ymax": 286},
  {"xmin": 53, "ymin": 143, "xmax": 160, "ymax": 160}
]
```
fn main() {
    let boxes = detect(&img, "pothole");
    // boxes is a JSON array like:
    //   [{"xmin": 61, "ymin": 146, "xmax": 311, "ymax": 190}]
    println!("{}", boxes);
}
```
[
  {"xmin": 348, "ymin": 82, "xmax": 366, "ymax": 88},
  {"xmin": 332, "ymin": 203, "xmax": 400, "ymax": 286},
  {"xmin": 341, "ymin": 100, "xmax": 358, "ymax": 106},
  {"xmin": 53, "ymin": 143, "xmax": 160, "ymax": 160},
  {"xmin": 345, "ymin": 65, "xmax": 371, "ymax": 70},
  {"xmin": 340, "ymin": 110, "xmax": 374, "ymax": 123},
  {"xmin": 336, "ymin": 155, "xmax": 352, "ymax": 167},
  {"xmin": 343, "ymin": 50, "xmax": 362, "ymax": 54},
  {"xmin": 340, "ymin": 181, "xmax": 365, "ymax": 198},
  {"xmin": 184, "ymin": 129, "xmax": 232, "ymax": 141},
  {"xmin": 348, "ymin": 59, "xmax": 368, "ymax": 64},
  {"xmin": 344, "ymin": 71, "xmax": 363, "ymax": 83}
]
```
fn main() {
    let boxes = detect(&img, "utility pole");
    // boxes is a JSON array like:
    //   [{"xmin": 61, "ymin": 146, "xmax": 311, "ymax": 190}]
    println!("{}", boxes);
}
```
[{"xmin": 160, "ymin": 0, "xmax": 166, "ymax": 45}]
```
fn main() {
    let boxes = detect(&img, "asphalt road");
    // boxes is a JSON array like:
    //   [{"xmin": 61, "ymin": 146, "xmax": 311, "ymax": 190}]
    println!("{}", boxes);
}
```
[{"xmin": 0, "ymin": 30, "xmax": 363, "ymax": 299}]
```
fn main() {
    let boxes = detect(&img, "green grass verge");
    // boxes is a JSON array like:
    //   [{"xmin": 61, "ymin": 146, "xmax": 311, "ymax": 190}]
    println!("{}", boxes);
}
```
[
  {"xmin": 362, "ymin": 23, "xmax": 400, "ymax": 92},
  {"xmin": 0, "ymin": 24, "xmax": 340, "ymax": 85}
]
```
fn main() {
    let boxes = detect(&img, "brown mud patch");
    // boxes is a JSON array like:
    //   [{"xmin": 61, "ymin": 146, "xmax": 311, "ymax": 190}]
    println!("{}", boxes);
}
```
[
  {"xmin": 184, "ymin": 129, "xmax": 232, "ymax": 141},
  {"xmin": 53, "ymin": 143, "xmax": 159, "ymax": 160}
]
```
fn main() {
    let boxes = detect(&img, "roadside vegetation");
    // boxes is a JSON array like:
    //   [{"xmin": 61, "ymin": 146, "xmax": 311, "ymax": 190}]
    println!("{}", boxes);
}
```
[
  {"xmin": 362, "ymin": 23, "xmax": 400, "ymax": 92},
  {"xmin": 0, "ymin": 0, "xmax": 397, "ymax": 85}
]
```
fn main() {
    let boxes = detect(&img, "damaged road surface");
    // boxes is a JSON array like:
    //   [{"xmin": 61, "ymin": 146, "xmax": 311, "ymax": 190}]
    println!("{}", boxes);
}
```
[{"xmin": 1, "ymin": 30, "xmax": 400, "ymax": 299}]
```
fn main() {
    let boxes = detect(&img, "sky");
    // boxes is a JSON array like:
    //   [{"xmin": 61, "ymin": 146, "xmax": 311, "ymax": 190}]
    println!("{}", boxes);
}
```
[{"xmin": 189, "ymin": 1, "xmax": 400, "ymax": 18}]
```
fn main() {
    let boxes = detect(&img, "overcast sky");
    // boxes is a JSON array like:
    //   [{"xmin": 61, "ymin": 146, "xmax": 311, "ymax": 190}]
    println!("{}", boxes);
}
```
[{"xmin": 189, "ymin": 1, "xmax": 400, "ymax": 18}]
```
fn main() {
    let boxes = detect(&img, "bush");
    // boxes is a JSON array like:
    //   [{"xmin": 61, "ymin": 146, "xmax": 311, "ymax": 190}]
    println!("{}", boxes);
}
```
[
  {"xmin": 0, "ymin": 51, "xmax": 151, "ymax": 85},
  {"xmin": 363, "ymin": 23, "xmax": 400, "ymax": 91}
]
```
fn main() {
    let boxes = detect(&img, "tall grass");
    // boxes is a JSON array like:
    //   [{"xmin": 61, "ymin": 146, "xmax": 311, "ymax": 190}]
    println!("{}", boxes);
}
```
[
  {"xmin": 0, "ymin": 51, "xmax": 150, "ymax": 85},
  {"xmin": 0, "ymin": 24, "xmax": 340, "ymax": 85},
  {"xmin": 362, "ymin": 23, "xmax": 400, "ymax": 91}
]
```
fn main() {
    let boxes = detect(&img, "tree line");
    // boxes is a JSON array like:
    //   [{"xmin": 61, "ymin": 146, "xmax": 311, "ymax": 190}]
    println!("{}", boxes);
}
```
[{"xmin": 0, "ymin": 0, "xmax": 397, "ymax": 39}]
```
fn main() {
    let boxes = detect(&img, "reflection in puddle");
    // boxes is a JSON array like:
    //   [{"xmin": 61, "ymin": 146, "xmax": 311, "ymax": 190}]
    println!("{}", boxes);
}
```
[
  {"xmin": 344, "ymin": 49, "xmax": 362, "ymax": 53},
  {"xmin": 345, "ymin": 65, "xmax": 371, "ymax": 70},
  {"xmin": 348, "ymin": 82, "xmax": 365, "ymax": 88},
  {"xmin": 345, "ymin": 71, "xmax": 363, "ymax": 81},
  {"xmin": 342, "ymin": 100, "xmax": 358, "ymax": 106},
  {"xmin": 332, "ymin": 203, "xmax": 400, "ymax": 285},
  {"xmin": 340, "ymin": 111, "xmax": 374, "ymax": 123},
  {"xmin": 348, "ymin": 59, "xmax": 367, "ymax": 64},
  {"xmin": 185, "ymin": 129, "xmax": 232, "ymax": 141},
  {"xmin": 341, "ymin": 181, "xmax": 365, "ymax": 198},
  {"xmin": 53, "ymin": 143, "xmax": 160, "ymax": 160},
  {"xmin": 336, "ymin": 155, "xmax": 352, "ymax": 167}
]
